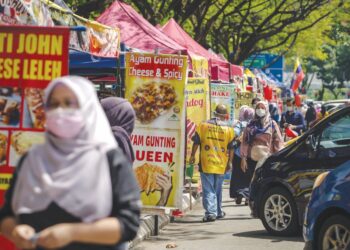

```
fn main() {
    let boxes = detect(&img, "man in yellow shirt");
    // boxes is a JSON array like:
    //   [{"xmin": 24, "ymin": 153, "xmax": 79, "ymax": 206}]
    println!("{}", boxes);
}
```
[{"xmin": 190, "ymin": 104, "xmax": 234, "ymax": 222}]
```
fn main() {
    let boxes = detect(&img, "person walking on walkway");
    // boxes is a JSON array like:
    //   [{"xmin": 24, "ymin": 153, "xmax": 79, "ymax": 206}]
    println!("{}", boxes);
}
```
[
  {"xmin": 189, "ymin": 104, "xmax": 234, "ymax": 222},
  {"xmin": 280, "ymin": 98, "xmax": 305, "ymax": 136},
  {"xmin": 0, "ymin": 76, "xmax": 141, "ymax": 250},
  {"xmin": 240, "ymin": 101, "xmax": 283, "ymax": 197},
  {"xmin": 229, "ymin": 106, "xmax": 254, "ymax": 205}
]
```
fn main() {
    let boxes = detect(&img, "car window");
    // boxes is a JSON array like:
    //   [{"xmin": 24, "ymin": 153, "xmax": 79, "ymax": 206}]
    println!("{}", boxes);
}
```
[{"xmin": 318, "ymin": 114, "xmax": 350, "ymax": 159}]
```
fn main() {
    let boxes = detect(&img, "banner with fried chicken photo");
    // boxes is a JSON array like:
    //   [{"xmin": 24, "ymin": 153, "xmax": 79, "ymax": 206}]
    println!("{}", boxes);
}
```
[
  {"xmin": 0, "ymin": 26, "xmax": 69, "ymax": 205},
  {"xmin": 125, "ymin": 52, "xmax": 188, "ymax": 208}
]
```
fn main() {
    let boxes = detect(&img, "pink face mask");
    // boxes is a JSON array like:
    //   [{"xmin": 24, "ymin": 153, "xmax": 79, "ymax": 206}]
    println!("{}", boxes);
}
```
[{"xmin": 46, "ymin": 108, "xmax": 85, "ymax": 139}]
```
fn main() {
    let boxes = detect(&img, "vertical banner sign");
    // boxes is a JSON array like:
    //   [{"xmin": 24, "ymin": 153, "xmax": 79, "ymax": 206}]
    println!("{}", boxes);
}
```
[
  {"xmin": 234, "ymin": 91, "xmax": 254, "ymax": 119},
  {"xmin": 0, "ymin": 25, "xmax": 69, "ymax": 249},
  {"xmin": 191, "ymin": 56, "xmax": 209, "ymax": 78},
  {"xmin": 210, "ymin": 83, "xmax": 235, "ymax": 125},
  {"xmin": 125, "ymin": 52, "xmax": 188, "ymax": 208},
  {"xmin": 185, "ymin": 78, "xmax": 209, "ymax": 164}
]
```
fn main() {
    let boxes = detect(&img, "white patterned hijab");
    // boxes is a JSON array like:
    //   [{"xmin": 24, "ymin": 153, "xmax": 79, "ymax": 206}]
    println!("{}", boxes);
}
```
[{"xmin": 12, "ymin": 76, "xmax": 118, "ymax": 222}]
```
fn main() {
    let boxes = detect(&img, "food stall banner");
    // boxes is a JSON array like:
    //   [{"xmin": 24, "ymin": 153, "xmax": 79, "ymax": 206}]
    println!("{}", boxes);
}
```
[
  {"xmin": 210, "ymin": 83, "xmax": 235, "ymax": 126},
  {"xmin": 0, "ymin": 0, "xmax": 120, "ymax": 57},
  {"xmin": 0, "ymin": 0, "xmax": 54, "ymax": 26},
  {"xmin": 191, "ymin": 55, "xmax": 209, "ymax": 78},
  {"xmin": 0, "ymin": 25, "xmax": 69, "ymax": 249},
  {"xmin": 185, "ymin": 78, "xmax": 210, "ymax": 164},
  {"xmin": 234, "ymin": 91, "xmax": 254, "ymax": 120},
  {"xmin": 125, "ymin": 52, "xmax": 188, "ymax": 208},
  {"xmin": 44, "ymin": 0, "xmax": 120, "ymax": 57}
]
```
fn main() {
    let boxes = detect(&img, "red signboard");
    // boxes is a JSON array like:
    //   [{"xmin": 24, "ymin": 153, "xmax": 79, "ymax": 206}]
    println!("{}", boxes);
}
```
[{"xmin": 0, "ymin": 25, "xmax": 69, "ymax": 249}]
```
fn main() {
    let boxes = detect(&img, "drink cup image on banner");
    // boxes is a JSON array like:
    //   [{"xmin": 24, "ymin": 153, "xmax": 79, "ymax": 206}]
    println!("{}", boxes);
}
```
[{"xmin": 0, "ymin": 87, "xmax": 21, "ymax": 128}]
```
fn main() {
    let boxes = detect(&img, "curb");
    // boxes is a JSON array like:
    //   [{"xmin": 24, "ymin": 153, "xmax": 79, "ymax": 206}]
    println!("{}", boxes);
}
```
[{"xmin": 129, "ymin": 192, "xmax": 200, "ymax": 249}]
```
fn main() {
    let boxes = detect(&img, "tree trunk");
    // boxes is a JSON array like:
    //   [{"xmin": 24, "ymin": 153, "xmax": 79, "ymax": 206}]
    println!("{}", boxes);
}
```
[
  {"xmin": 319, "ymin": 84, "xmax": 325, "ymax": 101},
  {"xmin": 306, "ymin": 73, "xmax": 315, "ymax": 91}
]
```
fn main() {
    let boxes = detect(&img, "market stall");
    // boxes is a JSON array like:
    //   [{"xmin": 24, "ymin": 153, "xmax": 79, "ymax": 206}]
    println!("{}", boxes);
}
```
[
  {"xmin": 69, "ymin": 48, "xmax": 122, "ymax": 98},
  {"xmin": 97, "ymin": 1, "xmax": 184, "ymax": 55}
]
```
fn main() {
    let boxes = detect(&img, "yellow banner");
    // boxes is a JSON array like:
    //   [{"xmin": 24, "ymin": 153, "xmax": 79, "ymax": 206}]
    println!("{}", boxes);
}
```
[
  {"xmin": 186, "ymin": 78, "xmax": 210, "ymax": 164},
  {"xmin": 234, "ymin": 91, "xmax": 253, "ymax": 119},
  {"xmin": 125, "ymin": 52, "xmax": 188, "ymax": 208},
  {"xmin": 191, "ymin": 55, "xmax": 209, "ymax": 78}
]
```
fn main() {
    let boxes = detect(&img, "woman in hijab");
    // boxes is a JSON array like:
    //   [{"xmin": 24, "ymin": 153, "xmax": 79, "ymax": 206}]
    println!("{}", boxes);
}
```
[
  {"xmin": 229, "ymin": 106, "xmax": 255, "ymax": 204},
  {"xmin": 240, "ymin": 101, "xmax": 283, "ymax": 199},
  {"xmin": 0, "ymin": 76, "xmax": 141, "ymax": 250},
  {"xmin": 101, "ymin": 97, "xmax": 136, "ymax": 163}
]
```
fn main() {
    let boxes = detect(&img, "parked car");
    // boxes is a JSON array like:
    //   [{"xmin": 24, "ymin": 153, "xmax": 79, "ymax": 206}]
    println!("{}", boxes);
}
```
[
  {"xmin": 249, "ymin": 106, "xmax": 350, "ymax": 236},
  {"xmin": 303, "ymin": 160, "xmax": 350, "ymax": 250},
  {"xmin": 323, "ymin": 99, "xmax": 350, "ymax": 112}
]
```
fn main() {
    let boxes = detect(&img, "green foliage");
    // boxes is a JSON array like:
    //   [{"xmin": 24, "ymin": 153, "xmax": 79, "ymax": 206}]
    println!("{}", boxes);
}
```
[
  {"xmin": 65, "ymin": 0, "xmax": 344, "ymax": 65},
  {"xmin": 304, "ymin": 13, "xmax": 350, "ymax": 101}
]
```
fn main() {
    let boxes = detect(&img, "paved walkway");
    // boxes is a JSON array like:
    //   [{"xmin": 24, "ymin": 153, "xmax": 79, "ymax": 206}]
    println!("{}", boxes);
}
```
[{"xmin": 132, "ymin": 186, "xmax": 305, "ymax": 250}]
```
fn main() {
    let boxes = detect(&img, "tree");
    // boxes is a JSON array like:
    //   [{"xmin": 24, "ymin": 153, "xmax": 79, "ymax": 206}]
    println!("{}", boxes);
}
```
[
  {"xmin": 65, "ymin": 0, "xmax": 343, "ymax": 64},
  {"xmin": 304, "ymin": 3, "xmax": 350, "ymax": 100}
]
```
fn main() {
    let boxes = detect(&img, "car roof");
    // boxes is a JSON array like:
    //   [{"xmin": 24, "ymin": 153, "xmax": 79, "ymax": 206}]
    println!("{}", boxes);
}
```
[{"xmin": 324, "ymin": 99, "xmax": 350, "ymax": 104}]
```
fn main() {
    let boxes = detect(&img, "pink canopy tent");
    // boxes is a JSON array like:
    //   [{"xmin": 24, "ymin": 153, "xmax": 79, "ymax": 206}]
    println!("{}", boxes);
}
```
[
  {"xmin": 161, "ymin": 18, "xmax": 243, "ymax": 82},
  {"xmin": 160, "ymin": 18, "xmax": 225, "ymax": 64},
  {"xmin": 97, "ymin": 1, "xmax": 185, "ymax": 54}
]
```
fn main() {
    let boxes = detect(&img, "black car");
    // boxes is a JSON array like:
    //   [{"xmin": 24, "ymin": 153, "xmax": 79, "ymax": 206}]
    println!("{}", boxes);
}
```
[{"xmin": 249, "ymin": 106, "xmax": 350, "ymax": 236}]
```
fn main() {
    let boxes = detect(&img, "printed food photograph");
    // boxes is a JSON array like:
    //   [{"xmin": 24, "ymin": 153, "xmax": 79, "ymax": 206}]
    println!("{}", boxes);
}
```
[
  {"xmin": 0, "ymin": 130, "xmax": 8, "ymax": 166},
  {"xmin": 134, "ymin": 163, "xmax": 166, "ymax": 195},
  {"xmin": 134, "ymin": 162, "xmax": 175, "ymax": 206},
  {"xmin": 130, "ymin": 82, "xmax": 177, "ymax": 124},
  {"xmin": 0, "ymin": 87, "xmax": 21, "ymax": 128},
  {"xmin": 9, "ymin": 131, "xmax": 45, "ymax": 167},
  {"xmin": 23, "ymin": 88, "xmax": 45, "ymax": 129}
]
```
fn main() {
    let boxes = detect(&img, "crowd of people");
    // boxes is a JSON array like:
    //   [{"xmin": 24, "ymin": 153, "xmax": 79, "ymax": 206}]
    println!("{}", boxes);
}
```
[{"xmin": 191, "ymin": 96, "xmax": 337, "ymax": 222}]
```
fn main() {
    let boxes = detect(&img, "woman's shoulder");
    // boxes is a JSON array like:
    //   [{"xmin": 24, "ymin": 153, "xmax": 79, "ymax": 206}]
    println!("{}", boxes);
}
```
[{"xmin": 106, "ymin": 148, "xmax": 132, "ymax": 169}]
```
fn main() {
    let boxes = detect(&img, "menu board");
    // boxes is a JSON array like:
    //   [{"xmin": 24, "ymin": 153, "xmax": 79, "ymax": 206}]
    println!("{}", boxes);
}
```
[
  {"xmin": 125, "ymin": 52, "xmax": 188, "ymax": 208},
  {"xmin": 0, "ymin": 25, "xmax": 69, "ymax": 203}
]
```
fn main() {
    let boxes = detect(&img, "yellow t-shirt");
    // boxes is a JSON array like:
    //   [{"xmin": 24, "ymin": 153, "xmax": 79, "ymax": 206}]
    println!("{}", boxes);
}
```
[{"xmin": 196, "ymin": 120, "xmax": 234, "ymax": 174}]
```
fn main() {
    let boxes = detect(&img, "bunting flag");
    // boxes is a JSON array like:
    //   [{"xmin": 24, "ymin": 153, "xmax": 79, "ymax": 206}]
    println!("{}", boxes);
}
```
[
  {"xmin": 290, "ymin": 58, "xmax": 305, "ymax": 92},
  {"xmin": 186, "ymin": 119, "xmax": 196, "ymax": 139}
]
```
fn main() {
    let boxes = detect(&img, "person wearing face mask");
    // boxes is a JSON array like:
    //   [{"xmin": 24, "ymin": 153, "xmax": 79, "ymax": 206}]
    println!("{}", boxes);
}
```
[
  {"xmin": 0, "ymin": 76, "xmax": 141, "ymax": 250},
  {"xmin": 240, "ymin": 101, "xmax": 283, "ymax": 195},
  {"xmin": 280, "ymin": 98, "xmax": 305, "ymax": 136},
  {"xmin": 229, "ymin": 106, "xmax": 255, "ymax": 205}
]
